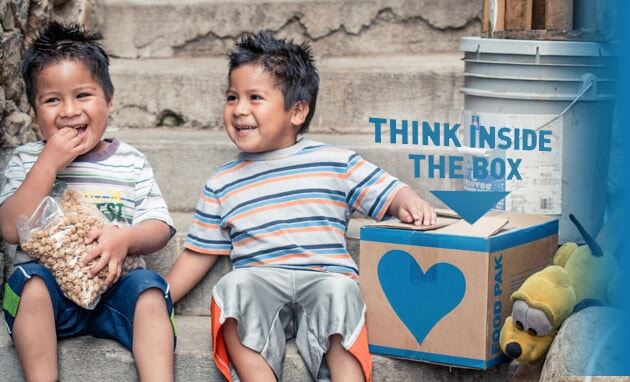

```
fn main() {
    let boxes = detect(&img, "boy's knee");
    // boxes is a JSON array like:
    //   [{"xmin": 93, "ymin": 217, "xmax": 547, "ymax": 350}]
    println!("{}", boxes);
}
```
[
  {"xmin": 328, "ymin": 333, "xmax": 343, "ymax": 346},
  {"xmin": 126, "ymin": 268, "xmax": 166, "ymax": 286},
  {"xmin": 223, "ymin": 317, "xmax": 238, "ymax": 332},
  {"xmin": 21, "ymin": 276, "xmax": 52, "ymax": 304},
  {"xmin": 121, "ymin": 269, "xmax": 169, "ymax": 302},
  {"xmin": 10, "ymin": 276, "xmax": 54, "ymax": 321},
  {"xmin": 135, "ymin": 288, "xmax": 167, "ymax": 313}
]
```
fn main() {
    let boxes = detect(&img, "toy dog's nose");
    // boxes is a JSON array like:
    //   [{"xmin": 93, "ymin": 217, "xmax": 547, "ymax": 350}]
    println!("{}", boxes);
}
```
[{"xmin": 505, "ymin": 342, "xmax": 522, "ymax": 359}]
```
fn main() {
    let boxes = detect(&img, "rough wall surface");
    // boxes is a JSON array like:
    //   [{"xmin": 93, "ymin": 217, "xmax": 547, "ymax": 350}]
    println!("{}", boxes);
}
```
[
  {"xmin": 1, "ymin": 0, "xmax": 35, "ymax": 161},
  {"xmin": 1, "ymin": 0, "xmax": 94, "ymax": 167},
  {"xmin": 94, "ymin": 0, "xmax": 481, "ymax": 58},
  {"xmin": 0, "ymin": 0, "xmax": 32, "ymax": 303},
  {"xmin": 0, "ymin": 0, "xmax": 91, "ymax": 298}
]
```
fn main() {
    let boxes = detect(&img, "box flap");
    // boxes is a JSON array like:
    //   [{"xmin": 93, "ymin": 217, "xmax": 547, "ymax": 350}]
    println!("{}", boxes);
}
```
[
  {"xmin": 487, "ymin": 211, "xmax": 553, "ymax": 231},
  {"xmin": 367, "ymin": 208, "xmax": 461, "ymax": 231},
  {"xmin": 433, "ymin": 216, "xmax": 509, "ymax": 238},
  {"xmin": 369, "ymin": 216, "xmax": 459, "ymax": 231}
]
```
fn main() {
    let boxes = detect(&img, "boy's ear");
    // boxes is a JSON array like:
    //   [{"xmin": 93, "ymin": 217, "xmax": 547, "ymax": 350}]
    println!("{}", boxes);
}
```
[
  {"xmin": 107, "ymin": 98, "xmax": 114, "ymax": 113},
  {"xmin": 290, "ymin": 101, "xmax": 309, "ymax": 127}
]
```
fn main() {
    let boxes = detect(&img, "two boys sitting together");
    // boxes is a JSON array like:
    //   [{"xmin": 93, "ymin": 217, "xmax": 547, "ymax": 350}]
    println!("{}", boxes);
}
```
[{"xmin": 0, "ymin": 23, "xmax": 435, "ymax": 381}]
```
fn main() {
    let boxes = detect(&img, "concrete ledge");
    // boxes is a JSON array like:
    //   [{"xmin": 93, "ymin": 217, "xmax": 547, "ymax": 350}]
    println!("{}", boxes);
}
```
[
  {"xmin": 96, "ymin": 0, "xmax": 480, "ymax": 58},
  {"xmin": 0, "ymin": 315, "xmax": 515, "ymax": 381},
  {"xmin": 108, "ymin": 54, "xmax": 464, "ymax": 133}
]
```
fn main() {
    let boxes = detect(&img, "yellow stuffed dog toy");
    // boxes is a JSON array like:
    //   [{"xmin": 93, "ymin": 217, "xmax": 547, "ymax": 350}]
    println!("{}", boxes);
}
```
[{"xmin": 499, "ymin": 214, "xmax": 618, "ymax": 363}]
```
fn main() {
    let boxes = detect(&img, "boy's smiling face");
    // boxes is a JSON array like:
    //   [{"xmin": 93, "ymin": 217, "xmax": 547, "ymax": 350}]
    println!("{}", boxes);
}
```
[
  {"xmin": 224, "ymin": 64, "xmax": 307, "ymax": 153},
  {"xmin": 35, "ymin": 59, "xmax": 113, "ymax": 154}
]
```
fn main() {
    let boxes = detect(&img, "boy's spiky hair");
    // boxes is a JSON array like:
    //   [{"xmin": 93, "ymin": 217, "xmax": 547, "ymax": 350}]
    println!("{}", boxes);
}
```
[
  {"xmin": 228, "ymin": 31, "xmax": 319, "ymax": 134},
  {"xmin": 21, "ymin": 22, "xmax": 114, "ymax": 109}
]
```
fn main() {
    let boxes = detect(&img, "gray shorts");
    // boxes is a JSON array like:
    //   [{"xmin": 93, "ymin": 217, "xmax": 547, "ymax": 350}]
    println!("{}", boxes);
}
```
[{"xmin": 211, "ymin": 267, "xmax": 371, "ymax": 382}]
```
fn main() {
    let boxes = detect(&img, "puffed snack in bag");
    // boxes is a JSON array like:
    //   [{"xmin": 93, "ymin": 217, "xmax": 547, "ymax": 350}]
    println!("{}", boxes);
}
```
[{"xmin": 18, "ymin": 189, "xmax": 144, "ymax": 309}]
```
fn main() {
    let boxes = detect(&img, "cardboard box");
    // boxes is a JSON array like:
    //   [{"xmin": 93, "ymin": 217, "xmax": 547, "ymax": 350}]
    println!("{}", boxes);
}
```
[{"xmin": 359, "ymin": 212, "xmax": 558, "ymax": 369}]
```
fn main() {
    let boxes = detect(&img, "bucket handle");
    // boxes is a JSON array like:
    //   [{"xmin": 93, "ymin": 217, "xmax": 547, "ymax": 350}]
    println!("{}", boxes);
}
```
[
  {"xmin": 535, "ymin": 73, "xmax": 597, "ymax": 131},
  {"xmin": 453, "ymin": 73, "xmax": 596, "ymax": 157},
  {"xmin": 453, "ymin": 111, "xmax": 490, "ymax": 157}
]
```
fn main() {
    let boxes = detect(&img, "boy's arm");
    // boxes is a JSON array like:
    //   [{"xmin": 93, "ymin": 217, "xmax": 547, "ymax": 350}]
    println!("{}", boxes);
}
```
[
  {"xmin": 0, "ymin": 159, "xmax": 57, "ymax": 243},
  {"xmin": 0, "ymin": 128, "xmax": 85, "ymax": 243},
  {"xmin": 121, "ymin": 219, "xmax": 172, "ymax": 256},
  {"xmin": 166, "ymin": 249, "xmax": 220, "ymax": 303},
  {"xmin": 387, "ymin": 186, "xmax": 437, "ymax": 226}
]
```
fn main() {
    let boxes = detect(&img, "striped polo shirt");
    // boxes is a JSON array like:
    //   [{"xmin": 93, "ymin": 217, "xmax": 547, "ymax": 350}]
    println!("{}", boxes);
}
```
[
  {"xmin": 184, "ymin": 138, "xmax": 405, "ymax": 278},
  {"xmin": 0, "ymin": 138, "xmax": 174, "ymax": 265}
]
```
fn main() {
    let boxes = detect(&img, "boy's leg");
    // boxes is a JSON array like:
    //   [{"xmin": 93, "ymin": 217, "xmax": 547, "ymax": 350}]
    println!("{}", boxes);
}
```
[
  {"xmin": 11, "ymin": 276, "xmax": 58, "ymax": 381},
  {"xmin": 133, "ymin": 288, "xmax": 174, "ymax": 381},
  {"xmin": 212, "ymin": 267, "xmax": 293, "ymax": 381},
  {"xmin": 293, "ymin": 271, "xmax": 372, "ymax": 382},
  {"xmin": 326, "ymin": 334, "xmax": 364, "ymax": 382},
  {"xmin": 222, "ymin": 318, "xmax": 275, "ymax": 382},
  {"xmin": 89, "ymin": 269, "xmax": 175, "ymax": 381},
  {"xmin": 3, "ymin": 262, "xmax": 87, "ymax": 381}
]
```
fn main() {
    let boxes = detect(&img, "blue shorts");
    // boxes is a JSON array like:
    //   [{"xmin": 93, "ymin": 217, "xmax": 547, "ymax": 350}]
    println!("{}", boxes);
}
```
[{"xmin": 2, "ymin": 262, "xmax": 175, "ymax": 351}]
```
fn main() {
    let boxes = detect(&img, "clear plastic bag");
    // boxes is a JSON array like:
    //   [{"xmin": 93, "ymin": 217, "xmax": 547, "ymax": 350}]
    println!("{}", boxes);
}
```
[{"xmin": 17, "ymin": 189, "xmax": 144, "ymax": 309}]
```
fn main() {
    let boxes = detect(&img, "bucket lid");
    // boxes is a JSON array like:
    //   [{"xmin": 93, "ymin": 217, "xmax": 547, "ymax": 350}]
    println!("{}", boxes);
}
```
[{"xmin": 460, "ymin": 37, "xmax": 619, "ymax": 57}]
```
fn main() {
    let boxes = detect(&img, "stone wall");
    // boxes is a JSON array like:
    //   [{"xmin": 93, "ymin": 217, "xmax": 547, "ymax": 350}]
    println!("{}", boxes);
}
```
[
  {"xmin": 0, "ymin": 0, "xmax": 92, "ymax": 297},
  {"xmin": 1, "ymin": 0, "xmax": 95, "ymax": 165},
  {"xmin": 1, "ymin": 0, "xmax": 33, "ymax": 291},
  {"xmin": 1, "ymin": 0, "xmax": 35, "ymax": 169}
]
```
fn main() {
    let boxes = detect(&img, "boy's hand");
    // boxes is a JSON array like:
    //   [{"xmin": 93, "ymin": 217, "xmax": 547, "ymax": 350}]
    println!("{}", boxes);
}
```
[
  {"xmin": 388, "ymin": 186, "xmax": 437, "ymax": 226},
  {"xmin": 39, "ymin": 127, "xmax": 87, "ymax": 171},
  {"xmin": 81, "ymin": 226, "xmax": 132, "ymax": 287}
]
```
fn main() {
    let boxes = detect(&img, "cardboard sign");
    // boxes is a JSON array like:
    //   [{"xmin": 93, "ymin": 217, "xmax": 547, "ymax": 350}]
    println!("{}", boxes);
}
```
[{"xmin": 359, "ymin": 212, "xmax": 558, "ymax": 369}]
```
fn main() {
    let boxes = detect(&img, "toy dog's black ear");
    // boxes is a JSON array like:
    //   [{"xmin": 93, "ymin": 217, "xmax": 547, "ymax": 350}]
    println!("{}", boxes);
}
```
[{"xmin": 569, "ymin": 214, "xmax": 604, "ymax": 258}]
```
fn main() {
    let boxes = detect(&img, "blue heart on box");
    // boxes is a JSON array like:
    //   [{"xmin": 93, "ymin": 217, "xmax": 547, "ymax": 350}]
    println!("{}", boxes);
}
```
[{"xmin": 378, "ymin": 250, "xmax": 466, "ymax": 345}]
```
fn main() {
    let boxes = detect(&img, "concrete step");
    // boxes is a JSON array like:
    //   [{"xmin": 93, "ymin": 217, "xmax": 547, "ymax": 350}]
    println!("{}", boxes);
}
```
[
  {"xmin": 0, "ymin": 315, "xmax": 515, "ymax": 381},
  {"xmin": 150, "ymin": 213, "xmax": 371, "ymax": 316},
  {"xmin": 108, "ymin": 54, "xmax": 464, "ymax": 133},
  {"xmin": 94, "ymin": 0, "xmax": 480, "ymax": 59},
  {"xmin": 110, "ymin": 129, "xmax": 464, "ymax": 213}
]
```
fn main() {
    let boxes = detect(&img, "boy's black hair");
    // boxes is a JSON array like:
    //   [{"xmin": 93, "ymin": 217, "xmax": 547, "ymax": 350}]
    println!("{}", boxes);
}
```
[
  {"xmin": 228, "ymin": 31, "xmax": 319, "ymax": 134},
  {"xmin": 21, "ymin": 22, "xmax": 114, "ymax": 109}
]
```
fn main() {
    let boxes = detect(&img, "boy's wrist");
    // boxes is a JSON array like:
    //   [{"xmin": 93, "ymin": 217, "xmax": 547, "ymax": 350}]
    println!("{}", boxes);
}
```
[
  {"xmin": 388, "ymin": 186, "xmax": 411, "ymax": 215},
  {"xmin": 33, "ymin": 153, "xmax": 62, "ymax": 175},
  {"xmin": 114, "ymin": 225, "xmax": 135, "ymax": 253}
]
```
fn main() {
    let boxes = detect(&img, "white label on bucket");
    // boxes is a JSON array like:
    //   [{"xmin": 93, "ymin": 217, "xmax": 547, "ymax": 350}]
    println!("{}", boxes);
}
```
[{"xmin": 463, "ymin": 112, "xmax": 562, "ymax": 215}]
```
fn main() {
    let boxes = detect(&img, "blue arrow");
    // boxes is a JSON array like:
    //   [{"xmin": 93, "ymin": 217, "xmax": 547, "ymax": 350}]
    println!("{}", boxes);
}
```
[{"xmin": 431, "ymin": 191, "xmax": 510, "ymax": 224}]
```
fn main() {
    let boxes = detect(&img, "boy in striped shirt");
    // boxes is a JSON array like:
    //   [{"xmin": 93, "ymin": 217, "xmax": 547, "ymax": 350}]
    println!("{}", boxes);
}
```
[
  {"xmin": 167, "ymin": 32, "xmax": 436, "ymax": 382},
  {"xmin": 0, "ymin": 23, "xmax": 175, "ymax": 380}
]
